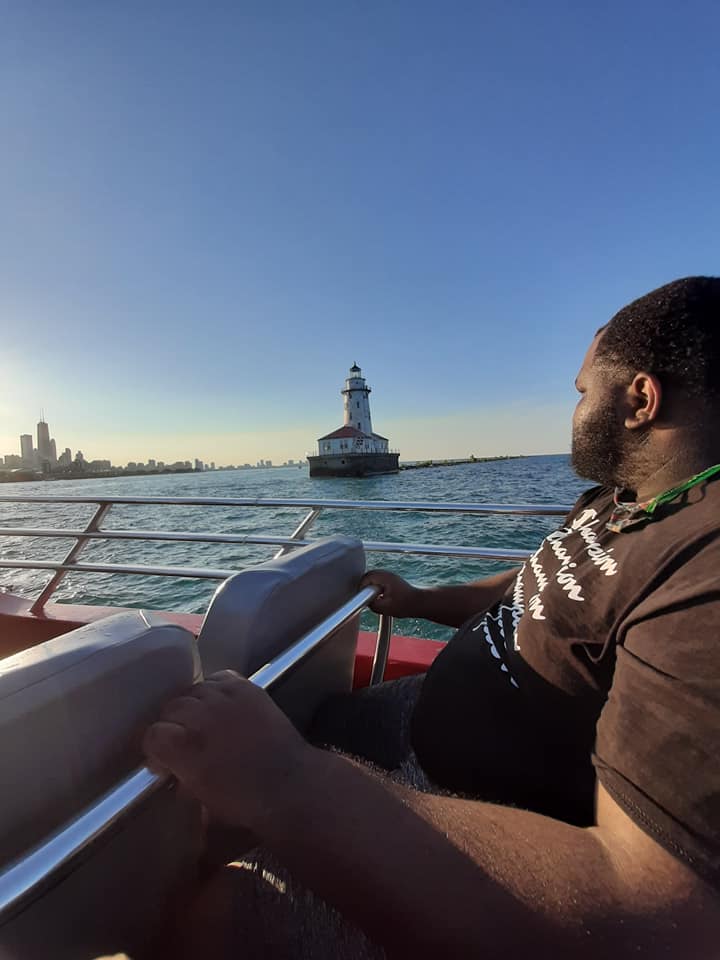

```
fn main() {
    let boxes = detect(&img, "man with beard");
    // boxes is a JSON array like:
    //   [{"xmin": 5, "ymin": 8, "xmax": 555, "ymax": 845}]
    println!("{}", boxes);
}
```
[{"xmin": 144, "ymin": 277, "xmax": 720, "ymax": 958}]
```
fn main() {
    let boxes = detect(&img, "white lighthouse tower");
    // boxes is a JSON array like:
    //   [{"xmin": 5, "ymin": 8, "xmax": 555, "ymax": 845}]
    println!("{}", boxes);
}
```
[
  {"xmin": 342, "ymin": 363, "xmax": 373, "ymax": 435},
  {"xmin": 308, "ymin": 363, "xmax": 400, "ymax": 477}
]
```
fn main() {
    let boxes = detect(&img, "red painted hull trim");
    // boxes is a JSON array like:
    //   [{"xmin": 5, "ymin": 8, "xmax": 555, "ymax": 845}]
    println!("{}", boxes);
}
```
[{"xmin": 0, "ymin": 592, "xmax": 442, "ymax": 686}]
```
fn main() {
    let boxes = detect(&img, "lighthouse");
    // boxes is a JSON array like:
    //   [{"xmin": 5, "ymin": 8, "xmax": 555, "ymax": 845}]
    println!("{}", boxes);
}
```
[
  {"xmin": 308, "ymin": 364, "xmax": 400, "ymax": 477},
  {"xmin": 342, "ymin": 363, "xmax": 373, "ymax": 434}
]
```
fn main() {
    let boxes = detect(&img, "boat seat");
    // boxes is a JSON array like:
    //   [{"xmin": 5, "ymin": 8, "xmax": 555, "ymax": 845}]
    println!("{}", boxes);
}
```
[
  {"xmin": 0, "ymin": 611, "xmax": 203, "ymax": 960},
  {"xmin": 197, "ymin": 535, "xmax": 365, "ymax": 731}
]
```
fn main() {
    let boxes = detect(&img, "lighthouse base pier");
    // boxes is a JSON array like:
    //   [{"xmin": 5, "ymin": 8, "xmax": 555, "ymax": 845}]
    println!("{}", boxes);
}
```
[{"xmin": 308, "ymin": 452, "xmax": 400, "ymax": 478}]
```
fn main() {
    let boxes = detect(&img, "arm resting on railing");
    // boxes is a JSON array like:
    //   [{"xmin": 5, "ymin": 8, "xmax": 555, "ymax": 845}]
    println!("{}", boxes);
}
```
[
  {"xmin": 0, "ymin": 587, "xmax": 383, "ymax": 922},
  {"xmin": 143, "ymin": 675, "xmax": 720, "ymax": 960},
  {"xmin": 361, "ymin": 568, "xmax": 518, "ymax": 627}
]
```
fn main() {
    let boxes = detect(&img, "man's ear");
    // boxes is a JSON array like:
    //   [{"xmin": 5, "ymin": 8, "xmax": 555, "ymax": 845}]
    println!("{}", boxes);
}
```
[{"xmin": 624, "ymin": 372, "xmax": 662, "ymax": 430}]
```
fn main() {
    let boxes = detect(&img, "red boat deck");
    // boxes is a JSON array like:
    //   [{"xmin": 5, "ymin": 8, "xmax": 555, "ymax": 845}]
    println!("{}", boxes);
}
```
[{"xmin": 0, "ymin": 592, "xmax": 441, "ymax": 686}]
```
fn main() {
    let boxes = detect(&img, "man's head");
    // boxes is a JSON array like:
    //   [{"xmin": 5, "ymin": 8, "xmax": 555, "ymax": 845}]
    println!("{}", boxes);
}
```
[{"xmin": 571, "ymin": 276, "xmax": 720, "ymax": 489}]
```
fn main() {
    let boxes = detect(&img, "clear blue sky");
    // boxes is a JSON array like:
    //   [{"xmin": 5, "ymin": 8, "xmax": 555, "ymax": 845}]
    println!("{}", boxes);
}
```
[{"xmin": 1, "ymin": 0, "xmax": 718, "ymax": 464}]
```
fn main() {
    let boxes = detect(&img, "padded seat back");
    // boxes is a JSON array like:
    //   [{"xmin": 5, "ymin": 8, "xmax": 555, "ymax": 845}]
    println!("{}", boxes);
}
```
[
  {"xmin": 0, "ymin": 611, "xmax": 203, "ymax": 960},
  {"xmin": 197, "ymin": 536, "xmax": 365, "ymax": 729}
]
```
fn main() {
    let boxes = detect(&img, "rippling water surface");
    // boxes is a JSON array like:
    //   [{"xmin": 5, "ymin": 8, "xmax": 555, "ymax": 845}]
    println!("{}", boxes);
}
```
[{"xmin": 0, "ymin": 454, "xmax": 589, "ymax": 640}]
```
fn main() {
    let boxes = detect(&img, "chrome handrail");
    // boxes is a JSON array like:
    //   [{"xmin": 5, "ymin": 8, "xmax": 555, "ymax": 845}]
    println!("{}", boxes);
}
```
[
  {"xmin": 369, "ymin": 611, "xmax": 395, "ymax": 686},
  {"xmin": 0, "ymin": 767, "xmax": 168, "ymax": 925},
  {"xmin": 0, "ymin": 537, "xmax": 531, "ymax": 575},
  {"xmin": 0, "ymin": 585, "xmax": 382, "ymax": 922},
  {"xmin": 0, "ymin": 559, "xmax": 240, "ymax": 580},
  {"xmin": 30, "ymin": 503, "xmax": 112, "ymax": 615},
  {"xmin": 0, "ymin": 494, "xmax": 571, "ymax": 515},
  {"xmin": 0, "ymin": 495, "xmax": 571, "ymax": 610},
  {"xmin": 248, "ymin": 585, "xmax": 381, "ymax": 688},
  {"xmin": 0, "ymin": 525, "xmax": 542, "ymax": 557},
  {"xmin": 274, "ymin": 507, "xmax": 323, "ymax": 559}
]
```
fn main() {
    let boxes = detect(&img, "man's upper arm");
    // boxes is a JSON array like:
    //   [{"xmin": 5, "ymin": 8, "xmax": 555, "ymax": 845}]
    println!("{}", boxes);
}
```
[
  {"xmin": 591, "ymin": 785, "xmax": 720, "ymax": 908},
  {"xmin": 592, "ymin": 786, "xmax": 720, "ymax": 960},
  {"xmin": 593, "ymin": 544, "xmax": 720, "ymax": 897}
]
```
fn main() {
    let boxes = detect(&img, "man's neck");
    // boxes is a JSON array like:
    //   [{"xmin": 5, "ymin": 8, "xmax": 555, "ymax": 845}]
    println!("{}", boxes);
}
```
[{"xmin": 631, "ymin": 443, "xmax": 720, "ymax": 501}]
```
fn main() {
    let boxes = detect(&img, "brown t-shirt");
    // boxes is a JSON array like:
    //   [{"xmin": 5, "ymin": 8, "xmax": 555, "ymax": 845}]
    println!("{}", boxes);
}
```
[{"xmin": 411, "ymin": 478, "xmax": 720, "ymax": 891}]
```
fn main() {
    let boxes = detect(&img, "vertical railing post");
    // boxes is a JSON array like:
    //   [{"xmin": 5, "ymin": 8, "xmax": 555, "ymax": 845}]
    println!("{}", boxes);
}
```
[
  {"xmin": 30, "ymin": 503, "xmax": 113, "ymax": 614},
  {"xmin": 369, "ymin": 613, "xmax": 394, "ymax": 686},
  {"xmin": 274, "ymin": 507, "xmax": 323, "ymax": 558}
]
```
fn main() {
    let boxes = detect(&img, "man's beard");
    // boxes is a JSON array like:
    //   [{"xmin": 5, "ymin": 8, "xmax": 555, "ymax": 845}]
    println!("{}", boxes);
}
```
[{"xmin": 571, "ymin": 401, "xmax": 627, "ymax": 488}]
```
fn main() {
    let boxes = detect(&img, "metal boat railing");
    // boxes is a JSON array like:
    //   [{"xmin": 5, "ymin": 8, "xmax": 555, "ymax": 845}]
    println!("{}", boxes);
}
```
[
  {"xmin": 0, "ymin": 494, "xmax": 572, "ymax": 614},
  {"xmin": 0, "ymin": 496, "xmax": 576, "ymax": 923},
  {"xmin": 0, "ymin": 585, "xmax": 382, "ymax": 923}
]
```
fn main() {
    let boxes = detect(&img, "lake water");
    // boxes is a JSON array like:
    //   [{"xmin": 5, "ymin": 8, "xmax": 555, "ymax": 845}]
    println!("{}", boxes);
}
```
[{"xmin": 0, "ymin": 454, "xmax": 590, "ymax": 641}]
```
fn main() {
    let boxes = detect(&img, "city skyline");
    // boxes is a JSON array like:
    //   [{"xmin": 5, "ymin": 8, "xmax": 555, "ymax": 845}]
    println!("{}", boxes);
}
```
[
  {"xmin": 1, "ymin": 415, "xmax": 308, "ymax": 473},
  {"xmin": 0, "ymin": 398, "xmax": 574, "ymax": 472}
]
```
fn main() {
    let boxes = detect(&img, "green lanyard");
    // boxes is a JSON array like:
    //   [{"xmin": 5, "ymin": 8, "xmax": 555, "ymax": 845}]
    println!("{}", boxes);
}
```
[
  {"xmin": 607, "ymin": 462, "xmax": 720, "ymax": 533},
  {"xmin": 644, "ymin": 462, "xmax": 720, "ymax": 514}
]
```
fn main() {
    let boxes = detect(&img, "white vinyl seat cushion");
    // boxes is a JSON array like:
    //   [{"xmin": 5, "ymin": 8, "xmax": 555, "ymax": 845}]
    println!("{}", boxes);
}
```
[
  {"xmin": 0, "ymin": 610, "xmax": 200, "ymax": 867},
  {"xmin": 197, "ymin": 536, "xmax": 366, "ymax": 729}
]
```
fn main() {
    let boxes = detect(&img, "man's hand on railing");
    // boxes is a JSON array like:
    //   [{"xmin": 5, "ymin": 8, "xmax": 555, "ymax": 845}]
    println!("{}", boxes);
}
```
[
  {"xmin": 143, "ymin": 671, "xmax": 310, "ymax": 833},
  {"xmin": 360, "ymin": 570, "xmax": 423, "ymax": 618},
  {"xmin": 362, "ymin": 567, "xmax": 519, "ymax": 628}
]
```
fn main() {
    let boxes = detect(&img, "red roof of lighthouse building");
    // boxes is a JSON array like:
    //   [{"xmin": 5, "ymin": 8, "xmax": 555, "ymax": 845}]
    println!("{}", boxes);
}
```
[
  {"xmin": 317, "ymin": 426, "xmax": 369, "ymax": 441},
  {"xmin": 317, "ymin": 426, "xmax": 389, "ymax": 442}
]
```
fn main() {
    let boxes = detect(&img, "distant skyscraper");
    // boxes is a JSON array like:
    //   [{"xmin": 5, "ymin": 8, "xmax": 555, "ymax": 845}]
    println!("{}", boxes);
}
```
[
  {"xmin": 20, "ymin": 434, "xmax": 33, "ymax": 465},
  {"xmin": 37, "ymin": 420, "xmax": 51, "ymax": 463},
  {"xmin": 49, "ymin": 439, "xmax": 57, "ymax": 464}
]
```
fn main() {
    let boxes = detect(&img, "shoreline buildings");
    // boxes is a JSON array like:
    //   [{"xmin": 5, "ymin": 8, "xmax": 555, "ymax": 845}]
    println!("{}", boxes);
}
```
[
  {"xmin": 2, "ymin": 416, "xmax": 305, "ymax": 480},
  {"xmin": 308, "ymin": 363, "xmax": 400, "ymax": 478}
]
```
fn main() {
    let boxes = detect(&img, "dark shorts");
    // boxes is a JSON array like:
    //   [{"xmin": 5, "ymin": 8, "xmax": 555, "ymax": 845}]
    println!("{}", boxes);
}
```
[{"xmin": 308, "ymin": 673, "xmax": 425, "ymax": 771}]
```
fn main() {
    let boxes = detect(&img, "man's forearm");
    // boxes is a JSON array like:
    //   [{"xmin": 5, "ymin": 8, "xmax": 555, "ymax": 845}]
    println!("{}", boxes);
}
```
[
  {"xmin": 258, "ymin": 747, "xmax": 536, "ymax": 957},
  {"xmin": 144, "ymin": 676, "xmax": 717, "ymax": 958},
  {"xmin": 256, "ymin": 748, "xmax": 600, "ymax": 958},
  {"xmin": 414, "ymin": 568, "xmax": 518, "ymax": 627},
  {"xmin": 256, "ymin": 748, "xmax": 708, "ymax": 960}
]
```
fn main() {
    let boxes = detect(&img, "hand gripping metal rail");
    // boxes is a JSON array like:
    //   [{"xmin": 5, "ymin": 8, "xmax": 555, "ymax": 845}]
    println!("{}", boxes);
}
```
[{"xmin": 0, "ymin": 585, "xmax": 390, "ymax": 922}]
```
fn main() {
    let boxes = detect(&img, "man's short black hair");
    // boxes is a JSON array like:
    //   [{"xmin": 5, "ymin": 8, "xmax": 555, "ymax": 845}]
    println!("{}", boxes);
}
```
[{"xmin": 595, "ymin": 276, "xmax": 720, "ymax": 404}]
